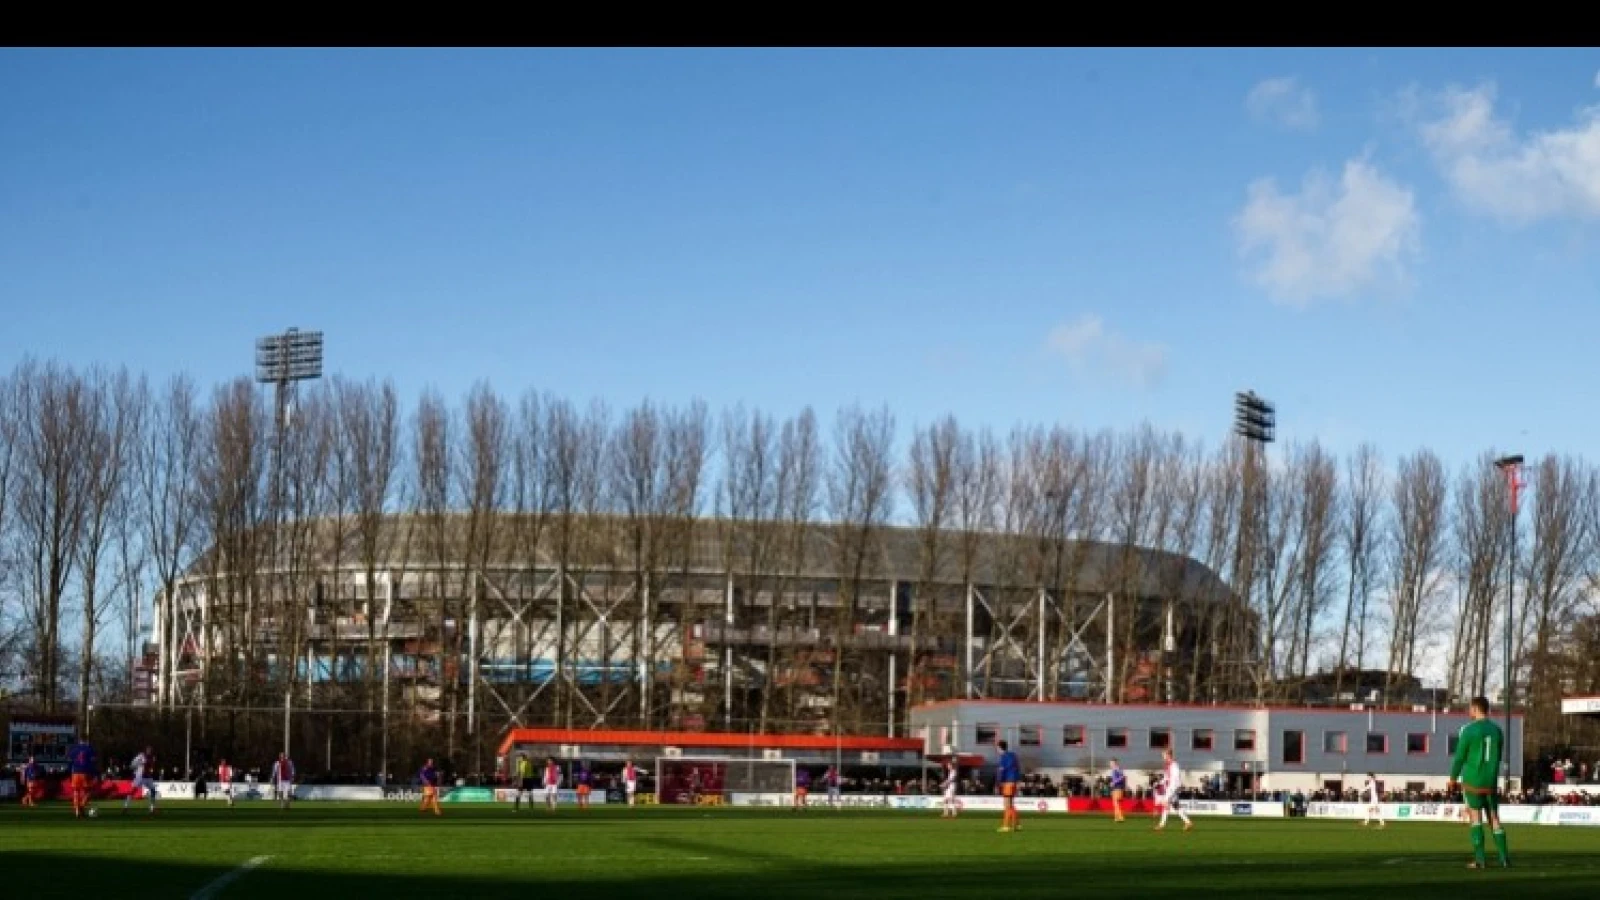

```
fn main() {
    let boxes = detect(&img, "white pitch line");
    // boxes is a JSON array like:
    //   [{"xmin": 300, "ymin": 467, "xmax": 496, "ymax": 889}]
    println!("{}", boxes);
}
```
[
  {"xmin": 283, "ymin": 853, "xmax": 713, "ymax": 862},
  {"xmin": 190, "ymin": 855, "xmax": 271, "ymax": 900}
]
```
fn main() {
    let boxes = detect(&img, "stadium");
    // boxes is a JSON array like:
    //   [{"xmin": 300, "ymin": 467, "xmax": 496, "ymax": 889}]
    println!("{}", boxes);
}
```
[{"xmin": 149, "ymin": 514, "xmax": 1249, "ymax": 744}]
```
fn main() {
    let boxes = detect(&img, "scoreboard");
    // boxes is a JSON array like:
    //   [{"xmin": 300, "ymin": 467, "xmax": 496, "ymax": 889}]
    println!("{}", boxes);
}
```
[{"xmin": 6, "ymin": 717, "xmax": 77, "ymax": 765}]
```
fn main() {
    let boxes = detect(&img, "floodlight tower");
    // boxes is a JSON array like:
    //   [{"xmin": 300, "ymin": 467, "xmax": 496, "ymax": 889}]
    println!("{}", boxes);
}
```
[
  {"xmin": 255, "ymin": 328, "xmax": 324, "ymax": 429},
  {"xmin": 1228, "ymin": 391, "xmax": 1275, "ymax": 702},
  {"xmin": 255, "ymin": 328, "xmax": 323, "ymax": 755},
  {"xmin": 1233, "ymin": 391, "xmax": 1276, "ymax": 445},
  {"xmin": 1494, "ymin": 453, "xmax": 1524, "ymax": 793}
]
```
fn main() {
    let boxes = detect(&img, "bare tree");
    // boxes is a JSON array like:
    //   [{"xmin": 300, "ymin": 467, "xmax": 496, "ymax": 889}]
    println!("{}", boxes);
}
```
[
  {"xmin": 410, "ymin": 389, "xmax": 454, "ymax": 748},
  {"xmin": 1286, "ymin": 442, "xmax": 1339, "ymax": 690},
  {"xmin": 1211, "ymin": 437, "xmax": 1274, "ymax": 702},
  {"xmin": 276, "ymin": 383, "xmax": 337, "ymax": 765},
  {"xmin": 1153, "ymin": 436, "xmax": 1207, "ymax": 702},
  {"xmin": 907, "ymin": 416, "xmax": 959, "ymax": 709},
  {"xmin": 1251, "ymin": 445, "xmax": 1302, "ymax": 701},
  {"xmin": 773, "ymin": 408, "xmax": 822, "ymax": 728},
  {"xmin": 718, "ymin": 404, "xmax": 782, "ymax": 729},
  {"xmin": 611, "ymin": 398, "xmax": 663, "ymax": 728},
  {"xmin": 1334, "ymin": 444, "xmax": 1383, "ymax": 698},
  {"xmin": 825, "ymin": 404, "xmax": 896, "ymax": 732},
  {"xmin": 543, "ymin": 398, "xmax": 611, "ymax": 729},
  {"xmin": 951, "ymin": 428, "xmax": 1002, "ymax": 701},
  {"xmin": 1522, "ymin": 455, "xmax": 1593, "ymax": 745},
  {"xmin": 1385, "ymin": 449, "xmax": 1448, "ymax": 703},
  {"xmin": 75, "ymin": 368, "xmax": 141, "ymax": 719},
  {"xmin": 11, "ymin": 361, "xmax": 97, "ymax": 709},
  {"xmin": 0, "ymin": 372, "xmax": 18, "ymax": 682},
  {"xmin": 333, "ymin": 376, "xmax": 400, "ymax": 764},
  {"xmin": 139, "ymin": 375, "xmax": 201, "ymax": 707},
  {"xmin": 662, "ymin": 400, "xmax": 709, "ymax": 724},
  {"xmin": 1448, "ymin": 455, "xmax": 1511, "ymax": 700},
  {"xmin": 108, "ymin": 377, "xmax": 151, "ymax": 699},
  {"xmin": 195, "ymin": 378, "xmax": 273, "ymax": 716},
  {"xmin": 502, "ymin": 388, "xmax": 552, "ymax": 725},
  {"xmin": 458, "ymin": 381, "xmax": 509, "ymax": 761}
]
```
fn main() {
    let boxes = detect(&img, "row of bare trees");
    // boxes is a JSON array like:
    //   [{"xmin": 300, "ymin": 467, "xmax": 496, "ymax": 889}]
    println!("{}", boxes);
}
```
[{"xmin": 2, "ymin": 359, "xmax": 1599, "ymax": 762}]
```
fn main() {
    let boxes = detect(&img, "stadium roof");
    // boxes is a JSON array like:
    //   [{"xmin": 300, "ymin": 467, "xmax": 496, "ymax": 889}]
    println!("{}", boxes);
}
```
[{"xmin": 187, "ymin": 513, "xmax": 1237, "ymax": 603}]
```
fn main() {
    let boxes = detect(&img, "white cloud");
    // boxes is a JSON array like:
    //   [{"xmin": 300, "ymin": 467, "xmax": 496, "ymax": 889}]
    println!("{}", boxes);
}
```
[
  {"xmin": 1233, "ymin": 157, "xmax": 1421, "ymax": 306},
  {"xmin": 1246, "ymin": 76, "xmax": 1320, "ymax": 131},
  {"xmin": 1411, "ymin": 81, "xmax": 1600, "ymax": 224},
  {"xmin": 1045, "ymin": 315, "xmax": 1168, "ymax": 388}
]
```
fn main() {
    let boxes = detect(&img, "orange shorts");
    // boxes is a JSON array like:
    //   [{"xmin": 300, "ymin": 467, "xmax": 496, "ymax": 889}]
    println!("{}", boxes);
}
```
[
  {"xmin": 795, "ymin": 787, "xmax": 808, "ymax": 798},
  {"xmin": 422, "ymin": 785, "xmax": 437, "ymax": 798},
  {"xmin": 577, "ymin": 784, "xmax": 591, "ymax": 797},
  {"xmin": 70, "ymin": 774, "xmax": 90, "ymax": 791},
  {"xmin": 1000, "ymin": 782, "xmax": 1017, "ymax": 798}
]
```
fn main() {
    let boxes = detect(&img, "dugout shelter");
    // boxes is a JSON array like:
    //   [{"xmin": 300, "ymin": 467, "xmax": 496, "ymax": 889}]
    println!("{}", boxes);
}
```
[{"xmin": 496, "ymin": 728, "xmax": 924, "ymax": 801}]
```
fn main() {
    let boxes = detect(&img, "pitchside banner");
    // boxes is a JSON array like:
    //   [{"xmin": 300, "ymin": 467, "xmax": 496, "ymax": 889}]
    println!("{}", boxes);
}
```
[
  {"xmin": 1176, "ymin": 800, "xmax": 1286, "ymax": 818},
  {"xmin": 1543, "ymin": 807, "xmax": 1600, "ymax": 827},
  {"xmin": 1308, "ymin": 801, "xmax": 1465, "ymax": 821},
  {"xmin": 153, "ymin": 782, "xmax": 381, "ymax": 801},
  {"xmin": 1306, "ymin": 802, "xmax": 1598, "ymax": 826},
  {"xmin": 489, "ymin": 788, "xmax": 609, "ymax": 805},
  {"xmin": 725, "ymin": 793, "xmax": 1072, "ymax": 812}
]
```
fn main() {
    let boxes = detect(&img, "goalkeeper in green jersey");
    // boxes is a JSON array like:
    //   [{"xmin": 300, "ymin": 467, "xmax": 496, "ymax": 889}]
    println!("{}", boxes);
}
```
[{"xmin": 1449, "ymin": 696, "xmax": 1510, "ymax": 869}]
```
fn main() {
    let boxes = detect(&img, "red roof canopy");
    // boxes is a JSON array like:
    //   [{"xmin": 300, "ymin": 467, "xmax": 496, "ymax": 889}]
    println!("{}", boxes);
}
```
[{"xmin": 497, "ymin": 727, "xmax": 922, "ymax": 758}]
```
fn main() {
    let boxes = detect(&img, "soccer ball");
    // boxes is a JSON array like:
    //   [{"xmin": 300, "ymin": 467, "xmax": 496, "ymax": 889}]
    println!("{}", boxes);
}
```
[{"xmin": 87, "ymin": 807, "xmax": 98, "ymax": 818}]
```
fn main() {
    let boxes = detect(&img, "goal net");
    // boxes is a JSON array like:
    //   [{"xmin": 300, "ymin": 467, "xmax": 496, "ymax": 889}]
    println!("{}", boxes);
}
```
[{"xmin": 654, "ymin": 757, "xmax": 796, "ymax": 804}]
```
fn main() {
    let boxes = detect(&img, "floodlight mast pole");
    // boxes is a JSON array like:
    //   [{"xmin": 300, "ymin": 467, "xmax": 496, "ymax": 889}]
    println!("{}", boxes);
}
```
[
  {"xmin": 1494, "ymin": 453, "xmax": 1524, "ymax": 795},
  {"xmin": 254, "ymin": 328, "xmax": 324, "ymax": 758},
  {"xmin": 1231, "ymin": 391, "xmax": 1274, "ymax": 705}
]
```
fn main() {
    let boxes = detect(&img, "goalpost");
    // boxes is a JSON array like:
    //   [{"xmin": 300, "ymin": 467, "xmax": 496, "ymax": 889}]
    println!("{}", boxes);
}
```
[{"xmin": 654, "ymin": 756, "xmax": 796, "ymax": 805}]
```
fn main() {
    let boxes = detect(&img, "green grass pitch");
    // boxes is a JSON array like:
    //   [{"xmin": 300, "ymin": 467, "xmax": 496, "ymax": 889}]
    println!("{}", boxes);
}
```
[{"xmin": 4, "ymin": 802, "xmax": 1600, "ymax": 899}]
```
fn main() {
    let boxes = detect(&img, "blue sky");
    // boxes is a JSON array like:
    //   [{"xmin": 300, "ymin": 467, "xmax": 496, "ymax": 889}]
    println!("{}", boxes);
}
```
[{"xmin": 3, "ymin": 48, "xmax": 1598, "ymax": 475}]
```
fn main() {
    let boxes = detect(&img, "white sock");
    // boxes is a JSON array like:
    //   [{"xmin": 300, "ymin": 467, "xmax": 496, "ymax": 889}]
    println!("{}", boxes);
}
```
[{"xmin": 1159, "ymin": 807, "xmax": 1169, "ymax": 827}]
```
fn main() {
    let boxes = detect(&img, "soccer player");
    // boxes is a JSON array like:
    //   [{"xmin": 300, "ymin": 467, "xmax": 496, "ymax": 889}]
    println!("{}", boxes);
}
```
[
  {"xmin": 217, "ymin": 758, "xmax": 235, "ymax": 808},
  {"xmin": 824, "ymin": 765, "xmax": 841, "ymax": 809},
  {"xmin": 543, "ymin": 758, "xmax": 561, "ymax": 812},
  {"xmin": 1450, "ymin": 696, "xmax": 1510, "ymax": 869},
  {"xmin": 793, "ymin": 766, "xmax": 811, "ymax": 810},
  {"xmin": 21, "ymin": 756, "xmax": 41, "ymax": 808},
  {"xmin": 622, "ymin": 759, "xmax": 638, "ymax": 807},
  {"xmin": 1154, "ymin": 749, "xmax": 1192, "ymax": 832},
  {"xmin": 66, "ymin": 737, "xmax": 97, "ymax": 819},
  {"xmin": 513, "ymin": 753, "xmax": 536, "ymax": 812},
  {"xmin": 940, "ymin": 759, "xmax": 959, "ymax": 819},
  {"xmin": 1109, "ymin": 759, "xmax": 1127, "ymax": 823},
  {"xmin": 270, "ymin": 752, "xmax": 295, "ymax": 811},
  {"xmin": 996, "ymin": 739, "xmax": 1021, "ymax": 833},
  {"xmin": 575, "ymin": 762, "xmax": 592, "ymax": 810},
  {"xmin": 1360, "ymin": 772, "xmax": 1384, "ymax": 828},
  {"xmin": 419, "ymin": 758, "xmax": 442, "ymax": 816},
  {"xmin": 124, "ymin": 746, "xmax": 157, "ymax": 814}
]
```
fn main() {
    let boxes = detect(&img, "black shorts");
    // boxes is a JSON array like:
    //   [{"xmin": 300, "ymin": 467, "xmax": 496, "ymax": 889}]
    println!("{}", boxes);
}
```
[{"xmin": 520, "ymin": 778, "xmax": 536, "ymax": 792}]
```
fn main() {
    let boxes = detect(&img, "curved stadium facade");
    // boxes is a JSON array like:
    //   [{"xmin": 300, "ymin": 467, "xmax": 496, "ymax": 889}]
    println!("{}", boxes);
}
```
[{"xmin": 152, "ymin": 515, "xmax": 1248, "ymax": 736}]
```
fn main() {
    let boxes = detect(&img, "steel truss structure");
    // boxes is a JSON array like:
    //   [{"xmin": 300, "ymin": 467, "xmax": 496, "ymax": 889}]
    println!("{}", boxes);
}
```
[{"xmin": 152, "ymin": 517, "xmax": 1249, "ymax": 741}]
